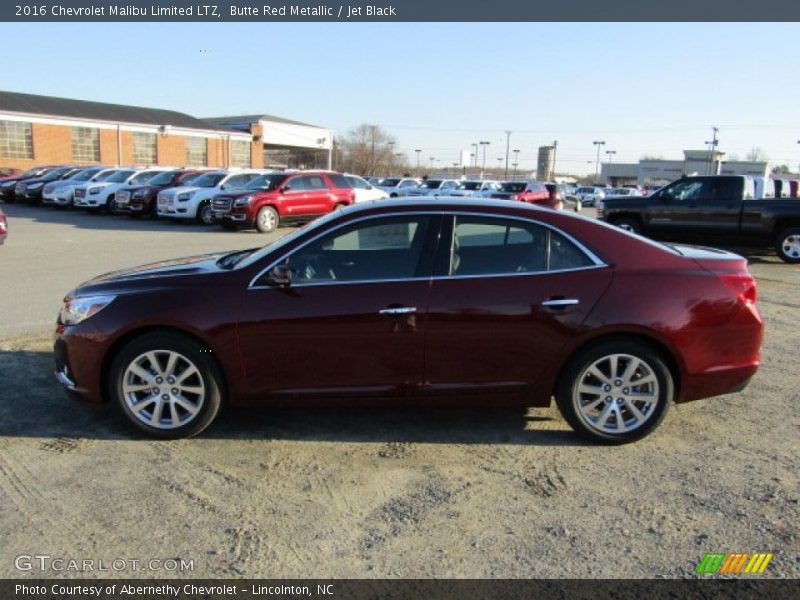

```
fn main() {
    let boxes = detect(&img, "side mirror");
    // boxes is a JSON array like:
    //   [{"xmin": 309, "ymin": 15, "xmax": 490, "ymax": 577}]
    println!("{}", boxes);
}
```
[
  {"xmin": 281, "ymin": 184, "xmax": 291, "ymax": 193},
  {"xmin": 266, "ymin": 263, "xmax": 291, "ymax": 287},
  {"xmin": 220, "ymin": 185, "xmax": 227, "ymax": 190}
]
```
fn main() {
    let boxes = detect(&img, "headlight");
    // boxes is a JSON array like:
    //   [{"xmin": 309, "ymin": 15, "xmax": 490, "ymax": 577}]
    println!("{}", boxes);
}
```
[
  {"xmin": 27, "ymin": 182, "xmax": 44, "ymax": 190},
  {"xmin": 89, "ymin": 187, "xmax": 102, "ymax": 195},
  {"xmin": 177, "ymin": 192, "xmax": 192, "ymax": 202},
  {"xmin": 234, "ymin": 195, "xmax": 253, "ymax": 207},
  {"xmin": 59, "ymin": 295, "xmax": 117, "ymax": 326}
]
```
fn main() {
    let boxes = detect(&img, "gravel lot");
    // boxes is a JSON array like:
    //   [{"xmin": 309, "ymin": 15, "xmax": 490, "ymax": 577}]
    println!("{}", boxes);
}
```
[{"xmin": 0, "ymin": 203, "xmax": 798, "ymax": 579}]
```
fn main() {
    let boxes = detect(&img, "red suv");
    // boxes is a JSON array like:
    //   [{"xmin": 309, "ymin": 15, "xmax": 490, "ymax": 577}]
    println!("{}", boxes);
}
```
[
  {"xmin": 212, "ymin": 171, "xmax": 355, "ymax": 233},
  {"xmin": 516, "ymin": 182, "xmax": 562, "ymax": 209}
]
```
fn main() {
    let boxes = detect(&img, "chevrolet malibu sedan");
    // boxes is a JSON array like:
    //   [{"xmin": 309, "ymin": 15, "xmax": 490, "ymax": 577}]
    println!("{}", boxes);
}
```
[{"xmin": 54, "ymin": 199, "xmax": 763, "ymax": 443}]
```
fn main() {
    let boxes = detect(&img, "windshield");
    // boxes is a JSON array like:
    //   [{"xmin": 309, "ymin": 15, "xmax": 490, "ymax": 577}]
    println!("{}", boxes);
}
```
[
  {"xmin": 42, "ymin": 168, "xmax": 72, "ymax": 181},
  {"xmin": 129, "ymin": 171, "xmax": 160, "ymax": 185},
  {"xmin": 419, "ymin": 180, "xmax": 442, "ymax": 189},
  {"xmin": 190, "ymin": 173, "xmax": 226, "ymax": 188},
  {"xmin": 457, "ymin": 182, "xmax": 482, "ymax": 191},
  {"xmin": 145, "ymin": 171, "xmax": 178, "ymax": 186},
  {"xmin": 70, "ymin": 169, "xmax": 101, "ymax": 182},
  {"xmin": 576, "ymin": 187, "xmax": 594, "ymax": 194},
  {"xmin": 106, "ymin": 170, "xmax": 135, "ymax": 183},
  {"xmin": 244, "ymin": 173, "xmax": 288, "ymax": 191},
  {"xmin": 380, "ymin": 178, "xmax": 401, "ymax": 187}
]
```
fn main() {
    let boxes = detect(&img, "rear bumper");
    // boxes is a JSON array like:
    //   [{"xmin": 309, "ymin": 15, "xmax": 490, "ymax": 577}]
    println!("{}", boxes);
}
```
[{"xmin": 679, "ymin": 362, "xmax": 758, "ymax": 403}]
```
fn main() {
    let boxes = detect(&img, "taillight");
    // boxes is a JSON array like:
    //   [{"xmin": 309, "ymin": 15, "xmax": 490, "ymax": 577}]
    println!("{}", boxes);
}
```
[{"xmin": 719, "ymin": 273, "xmax": 757, "ymax": 306}]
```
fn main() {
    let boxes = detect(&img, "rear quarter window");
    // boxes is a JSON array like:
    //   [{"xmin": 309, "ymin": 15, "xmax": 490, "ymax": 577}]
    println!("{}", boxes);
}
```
[{"xmin": 328, "ymin": 174, "xmax": 351, "ymax": 189}]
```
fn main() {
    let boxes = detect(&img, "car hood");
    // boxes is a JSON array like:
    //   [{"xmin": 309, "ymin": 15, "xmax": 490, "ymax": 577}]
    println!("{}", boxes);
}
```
[
  {"xmin": 72, "ymin": 252, "xmax": 229, "ymax": 297},
  {"xmin": 162, "ymin": 185, "xmax": 203, "ymax": 195}
]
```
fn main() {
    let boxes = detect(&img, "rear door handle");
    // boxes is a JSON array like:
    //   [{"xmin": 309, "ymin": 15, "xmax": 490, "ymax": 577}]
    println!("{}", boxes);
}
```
[
  {"xmin": 379, "ymin": 307, "xmax": 417, "ymax": 315},
  {"xmin": 541, "ymin": 298, "xmax": 579, "ymax": 308}
]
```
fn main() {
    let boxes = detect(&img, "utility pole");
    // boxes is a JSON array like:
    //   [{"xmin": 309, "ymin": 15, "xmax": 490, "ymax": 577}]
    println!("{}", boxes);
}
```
[
  {"xmin": 370, "ymin": 125, "xmax": 376, "ymax": 176},
  {"xmin": 504, "ymin": 130, "xmax": 511, "ymax": 180},
  {"xmin": 552, "ymin": 140, "xmax": 558, "ymax": 181},
  {"xmin": 414, "ymin": 149, "xmax": 422, "ymax": 176},
  {"xmin": 593, "ymin": 140, "xmax": 606, "ymax": 182},
  {"xmin": 705, "ymin": 126, "xmax": 719, "ymax": 175},
  {"xmin": 387, "ymin": 141, "xmax": 395, "ymax": 176},
  {"xmin": 512, "ymin": 149, "xmax": 520, "ymax": 181},
  {"xmin": 471, "ymin": 143, "xmax": 478, "ymax": 172},
  {"xmin": 605, "ymin": 150, "xmax": 616, "ymax": 184}
]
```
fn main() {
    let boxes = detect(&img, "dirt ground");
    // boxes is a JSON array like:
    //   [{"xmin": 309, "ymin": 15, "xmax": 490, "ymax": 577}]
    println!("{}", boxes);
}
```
[{"xmin": 0, "ymin": 207, "xmax": 798, "ymax": 579}]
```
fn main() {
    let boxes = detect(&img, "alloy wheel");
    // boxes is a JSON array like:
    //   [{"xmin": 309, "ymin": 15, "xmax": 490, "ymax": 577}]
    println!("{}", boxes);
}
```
[
  {"xmin": 573, "ymin": 353, "xmax": 660, "ymax": 435},
  {"xmin": 781, "ymin": 233, "xmax": 800, "ymax": 260},
  {"xmin": 121, "ymin": 350, "xmax": 205, "ymax": 430}
]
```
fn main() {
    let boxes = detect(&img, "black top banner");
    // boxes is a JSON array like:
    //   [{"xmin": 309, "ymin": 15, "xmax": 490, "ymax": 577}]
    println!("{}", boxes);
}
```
[{"xmin": 3, "ymin": 0, "xmax": 800, "ymax": 21}]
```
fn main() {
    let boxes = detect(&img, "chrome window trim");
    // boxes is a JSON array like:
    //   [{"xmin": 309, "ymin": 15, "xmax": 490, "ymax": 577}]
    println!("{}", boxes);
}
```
[{"xmin": 247, "ymin": 210, "xmax": 608, "ymax": 290}]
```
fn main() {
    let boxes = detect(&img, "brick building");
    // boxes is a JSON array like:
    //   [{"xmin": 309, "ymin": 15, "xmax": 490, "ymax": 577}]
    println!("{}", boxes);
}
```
[{"xmin": 0, "ymin": 90, "xmax": 296, "ymax": 171}]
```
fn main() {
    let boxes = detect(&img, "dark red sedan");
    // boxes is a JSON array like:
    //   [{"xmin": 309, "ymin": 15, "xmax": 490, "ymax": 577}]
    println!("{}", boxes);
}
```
[{"xmin": 54, "ymin": 199, "xmax": 763, "ymax": 443}]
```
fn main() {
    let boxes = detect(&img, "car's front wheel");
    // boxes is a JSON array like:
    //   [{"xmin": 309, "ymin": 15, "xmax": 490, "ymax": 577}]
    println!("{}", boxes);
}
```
[
  {"xmin": 108, "ymin": 332, "xmax": 223, "ymax": 438},
  {"xmin": 555, "ymin": 340, "xmax": 673, "ymax": 444},
  {"xmin": 197, "ymin": 202, "xmax": 215, "ymax": 225},
  {"xmin": 611, "ymin": 217, "xmax": 642, "ymax": 235},
  {"xmin": 775, "ymin": 227, "xmax": 800, "ymax": 263},
  {"xmin": 255, "ymin": 206, "xmax": 279, "ymax": 233}
]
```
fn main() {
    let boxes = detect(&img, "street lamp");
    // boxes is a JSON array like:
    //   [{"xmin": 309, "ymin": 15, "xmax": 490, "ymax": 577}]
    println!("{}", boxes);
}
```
[
  {"xmin": 479, "ymin": 141, "xmax": 490, "ymax": 177},
  {"xmin": 471, "ymin": 143, "xmax": 479, "ymax": 171},
  {"xmin": 429, "ymin": 157, "xmax": 435, "ymax": 174},
  {"xmin": 504, "ymin": 130, "xmax": 511, "ymax": 180},
  {"xmin": 512, "ymin": 149, "xmax": 520, "ymax": 181},
  {"xmin": 414, "ymin": 149, "xmax": 422, "ymax": 176},
  {"xmin": 605, "ymin": 150, "xmax": 616, "ymax": 184},
  {"xmin": 593, "ymin": 141, "xmax": 605, "ymax": 182}
]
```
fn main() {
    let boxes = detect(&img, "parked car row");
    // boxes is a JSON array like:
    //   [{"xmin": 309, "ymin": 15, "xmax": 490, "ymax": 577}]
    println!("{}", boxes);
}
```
[{"xmin": 0, "ymin": 164, "xmax": 398, "ymax": 234}]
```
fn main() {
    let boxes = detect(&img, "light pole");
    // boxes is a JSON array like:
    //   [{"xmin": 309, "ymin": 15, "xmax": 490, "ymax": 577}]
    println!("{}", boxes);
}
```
[
  {"xmin": 593, "ymin": 140, "xmax": 605, "ymax": 182},
  {"xmin": 496, "ymin": 156, "xmax": 503, "ymax": 174},
  {"xmin": 605, "ymin": 150, "xmax": 616, "ymax": 185},
  {"xmin": 504, "ymin": 130, "xmax": 511, "ymax": 180},
  {"xmin": 512, "ymin": 149, "xmax": 520, "ymax": 181},
  {"xmin": 414, "ymin": 149, "xmax": 422, "ymax": 176},
  {"xmin": 479, "ymin": 141, "xmax": 490, "ymax": 177},
  {"xmin": 429, "ymin": 157, "xmax": 435, "ymax": 174},
  {"xmin": 471, "ymin": 143, "xmax": 479, "ymax": 171},
  {"xmin": 797, "ymin": 140, "xmax": 800, "ymax": 176},
  {"xmin": 552, "ymin": 140, "xmax": 558, "ymax": 181}
]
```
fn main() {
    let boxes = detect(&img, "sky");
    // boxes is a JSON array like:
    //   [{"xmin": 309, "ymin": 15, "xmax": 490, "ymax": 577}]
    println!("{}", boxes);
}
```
[{"xmin": 1, "ymin": 22, "xmax": 800, "ymax": 175}]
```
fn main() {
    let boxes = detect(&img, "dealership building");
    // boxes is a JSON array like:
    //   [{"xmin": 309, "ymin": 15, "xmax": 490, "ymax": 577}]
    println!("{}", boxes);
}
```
[
  {"xmin": 600, "ymin": 150, "xmax": 770, "ymax": 186},
  {"xmin": 0, "ymin": 90, "xmax": 332, "ymax": 171}
]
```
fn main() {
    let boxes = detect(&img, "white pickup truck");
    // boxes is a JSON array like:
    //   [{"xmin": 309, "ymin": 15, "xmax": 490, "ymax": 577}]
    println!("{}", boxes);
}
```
[{"xmin": 156, "ymin": 170, "xmax": 263, "ymax": 224}]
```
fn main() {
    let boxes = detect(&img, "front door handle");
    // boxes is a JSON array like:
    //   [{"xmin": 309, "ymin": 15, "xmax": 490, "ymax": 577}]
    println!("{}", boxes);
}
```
[
  {"xmin": 541, "ymin": 298, "xmax": 579, "ymax": 308},
  {"xmin": 379, "ymin": 307, "xmax": 417, "ymax": 315}
]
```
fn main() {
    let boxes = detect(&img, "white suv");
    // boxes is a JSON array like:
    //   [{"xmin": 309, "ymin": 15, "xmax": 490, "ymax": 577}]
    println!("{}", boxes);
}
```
[
  {"xmin": 42, "ymin": 166, "xmax": 114, "ymax": 207},
  {"xmin": 448, "ymin": 180, "xmax": 501, "ymax": 197},
  {"xmin": 157, "ymin": 170, "xmax": 263, "ymax": 224},
  {"xmin": 73, "ymin": 168, "xmax": 165, "ymax": 212}
]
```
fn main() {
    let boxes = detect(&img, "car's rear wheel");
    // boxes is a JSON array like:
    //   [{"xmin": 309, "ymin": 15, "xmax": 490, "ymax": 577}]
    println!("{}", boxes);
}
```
[
  {"xmin": 555, "ymin": 340, "xmax": 672, "ymax": 444},
  {"xmin": 197, "ymin": 202, "xmax": 214, "ymax": 225},
  {"xmin": 255, "ymin": 206, "xmax": 278, "ymax": 233},
  {"xmin": 108, "ymin": 332, "xmax": 223, "ymax": 438},
  {"xmin": 775, "ymin": 227, "xmax": 800, "ymax": 263},
  {"xmin": 611, "ymin": 217, "xmax": 642, "ymax": 235}
]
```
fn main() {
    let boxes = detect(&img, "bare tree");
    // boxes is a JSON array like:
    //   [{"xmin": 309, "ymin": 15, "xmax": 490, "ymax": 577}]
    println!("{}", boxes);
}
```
[
  {"xmin": 336, "ymin": 124, "xmax": 407, "ymax": 176},
  {"xmin": 745, "ymin": 147, "xmax": 768, "ymax": 162}
]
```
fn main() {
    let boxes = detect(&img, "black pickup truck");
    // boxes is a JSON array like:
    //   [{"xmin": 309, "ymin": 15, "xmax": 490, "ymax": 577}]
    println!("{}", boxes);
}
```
[{"xmin": 598, "ymin": 175, "xmax": 800, "ymax": 263}]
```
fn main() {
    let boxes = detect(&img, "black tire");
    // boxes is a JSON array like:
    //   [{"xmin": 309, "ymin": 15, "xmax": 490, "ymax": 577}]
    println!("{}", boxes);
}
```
[
  {"xmin": 196, "ymin": 202, "xmax": 215, "ymax": 225},
  {"xmin": 107, "ymin": 331, "xmax": 224, "ymax": 439},
  {"xmin": 555, "ymin": 339, "xmax": 673, "ymax": 444},
  {"xmin": 611, "ymin": 217, "xmax": 642, "ymax": 235},
  {"xmin": 255, "ymin": 206, "xmax": 279, "ymax": 233},
  {"xmin": 774, "ymin": 227, "xmax": 800, "ymax": 263},
  {"xmin": 106, "ymin": 194, "xmax": 120, "ymax": 214}
]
